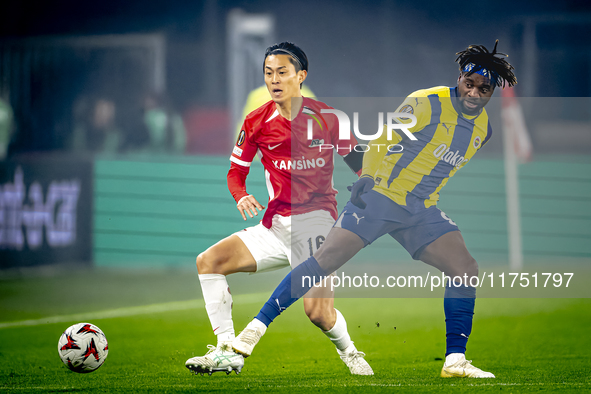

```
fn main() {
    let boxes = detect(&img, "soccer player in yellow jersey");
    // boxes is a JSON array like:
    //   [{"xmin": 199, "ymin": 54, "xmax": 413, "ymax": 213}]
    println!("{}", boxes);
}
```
[{"xmin": 232, "ymin": 42, "xmax": 517, "ymax": 378}]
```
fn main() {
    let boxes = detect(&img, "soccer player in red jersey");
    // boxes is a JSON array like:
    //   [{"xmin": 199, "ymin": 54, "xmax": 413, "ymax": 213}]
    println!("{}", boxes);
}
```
[{"xmin": 185, "ymin": 42, "xmax": 373, "ymax": 376}]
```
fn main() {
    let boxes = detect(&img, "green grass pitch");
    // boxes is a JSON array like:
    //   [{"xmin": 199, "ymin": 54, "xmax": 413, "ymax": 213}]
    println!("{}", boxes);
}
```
[{"xmin": 1, "ymin": 267, "xmax": 590, "ymax": 393}]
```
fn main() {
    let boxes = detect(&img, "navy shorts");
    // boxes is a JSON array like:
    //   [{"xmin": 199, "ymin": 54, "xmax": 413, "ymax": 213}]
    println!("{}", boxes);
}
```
[{"xmin": 334, "ymin": 190, "xmax": 460, "ymax": 260}]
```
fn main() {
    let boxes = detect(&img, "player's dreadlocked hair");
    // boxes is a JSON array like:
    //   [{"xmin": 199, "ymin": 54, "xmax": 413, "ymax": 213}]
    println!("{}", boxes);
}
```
[{"xmin": 455, "ymin": 40, "xmax": 517, "ymax": 88}]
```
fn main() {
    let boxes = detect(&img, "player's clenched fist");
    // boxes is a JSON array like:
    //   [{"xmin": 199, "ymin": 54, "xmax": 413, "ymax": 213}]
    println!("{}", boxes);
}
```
[{"xmin": 236, "ymin": 195, "xmax": 265, "ymax": 220}]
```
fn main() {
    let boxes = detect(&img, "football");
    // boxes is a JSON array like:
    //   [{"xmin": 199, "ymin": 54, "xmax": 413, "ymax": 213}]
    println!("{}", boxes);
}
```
[{"xmin": 57, "ymin": 322, "xmax": 109, "ymax": 373}]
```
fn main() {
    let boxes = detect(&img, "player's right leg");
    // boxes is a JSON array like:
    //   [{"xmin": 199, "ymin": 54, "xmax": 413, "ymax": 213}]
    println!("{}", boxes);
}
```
[
  {"xmin": 297, "ymin": 210, "xmax": 373, "ymax": 376},
  {"xmin": 236, "ymin": 193, "xmax": 393, "ymax": 337},
  {"xmin": 185, "ymin": 234, "xmax": 256, "ymax": 375},
  {"xmin": 419, "ymin": 230, "xmax": 494, "ymax": 378},
  {"xmin": 303, "ymin": 288, "xmax": 374, "ymax": 375},
  {"xmin": 233, "ymin": 226, "xmax": 366, "ymax": 357},
  {"xmin": 233, "ymin": 194, "xmax": 398, "ymax": 358}
]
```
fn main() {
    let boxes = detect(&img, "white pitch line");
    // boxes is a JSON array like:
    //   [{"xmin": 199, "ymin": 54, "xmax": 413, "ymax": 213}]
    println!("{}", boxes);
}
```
[{"xmin": 0, "ymin": 292, "xmax": 270, "ymax": 330}]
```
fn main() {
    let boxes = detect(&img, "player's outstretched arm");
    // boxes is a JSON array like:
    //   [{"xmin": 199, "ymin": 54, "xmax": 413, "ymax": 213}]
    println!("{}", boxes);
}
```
[{"xmin": 236, "ymin": 195, "xmax": 265, "ymax": 221}]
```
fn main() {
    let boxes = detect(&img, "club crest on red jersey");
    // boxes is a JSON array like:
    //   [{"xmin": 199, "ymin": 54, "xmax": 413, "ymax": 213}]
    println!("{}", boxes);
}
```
[{"xmin": 309, "ymin": 139, "xmax": 324, "ymax": 148}]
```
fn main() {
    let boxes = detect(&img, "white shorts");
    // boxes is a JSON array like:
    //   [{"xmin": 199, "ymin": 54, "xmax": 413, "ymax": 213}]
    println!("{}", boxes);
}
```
[{"xmin": 234, "ymin": 210, "xmax": 335, "ymax": 273}]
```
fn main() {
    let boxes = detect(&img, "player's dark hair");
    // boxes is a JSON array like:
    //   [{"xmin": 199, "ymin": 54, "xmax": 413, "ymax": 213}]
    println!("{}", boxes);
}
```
[
  {"xmin": 264, "ymin": 41, "xmax": 308, "ymax": 79},
  {"xmin": 455, "ymin": 40, "xmax": 517, "ymax": 88}
]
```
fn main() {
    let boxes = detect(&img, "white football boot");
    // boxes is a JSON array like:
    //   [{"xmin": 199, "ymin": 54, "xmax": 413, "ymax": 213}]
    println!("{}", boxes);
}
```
[
  {"xmin": 232, "ymin": 320, "xmax": 267, "ymax": 357},
  {"xmin": 185, "ymin": 343, "xmax": 244, "ymax": 375},
  {"xmin": 441, "ymin": 353, "xmax": 495, "ymax": 378},
  {"xmin": 338, "ymin": 349, "xmax": 374, "ymax": 375}
]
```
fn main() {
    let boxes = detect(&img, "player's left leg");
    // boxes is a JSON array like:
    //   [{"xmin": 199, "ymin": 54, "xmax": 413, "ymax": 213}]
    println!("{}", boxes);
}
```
[
  {"xmin": 296, "ymin": 211, "xmax": 371, "ymax": 374},
  {"xmin": 187, "ymin": 222, "xmax": 291, "ymax": 376},
  {"xmin": 232, "ymin": 227, "xmax": 364, "ymax": 356},
  {"xmin": 186, "ymin": 235, "xmax": 256, "ymax": 375},
  {"xmin": 233, "ymin": 228, "xmax": 366, "ymax": 357},
  {"xmin": 419, "ymin": 231, "xmax": 494, "ymax": 378},
  {"xmin": 234, "ymin": 193, "xmax": 395, "ymax": 359},
  {"xmin": 235, "ymin": 210, "xmax": 373, "ymax": 374},
  {"xmin": 303, "ymin": 286, "xmax": 374, "ymax": 375}
]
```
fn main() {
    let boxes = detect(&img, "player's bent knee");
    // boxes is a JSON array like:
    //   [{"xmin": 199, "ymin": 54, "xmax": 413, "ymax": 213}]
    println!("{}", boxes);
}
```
[
  {"xmin": 196, "ymin": 249, "xmax": 225, "ymax": 275},
  {"xmin": 465, "ymin": 256, "xmax": 479, "ymax": 278},
  {"xmin": 195, "ymin": 252, "xmax": 208, "ymax": 273},
  {"xmin": 315, "ymin": 241, "xmax": 352, "ymax": 268},
  {"xmin": 443, "ymin": 256, "xmax": 478, "ymax": 280},
  {"xmin": 304, "ymin": 301, "xmax": 335, "ymax": 331},
  {"xmin": 450, "ymin": 256, "xmax": 478, "ymax": 279},
  {"xmin": 306, "ymin": 308, "xmax": 330, "ymax": 330}
]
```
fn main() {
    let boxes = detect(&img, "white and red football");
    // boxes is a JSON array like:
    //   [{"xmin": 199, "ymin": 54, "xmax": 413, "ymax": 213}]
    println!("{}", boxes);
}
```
[{"xmin": 57, "ymin": 322, "xmax": 108, "ymax": 373}]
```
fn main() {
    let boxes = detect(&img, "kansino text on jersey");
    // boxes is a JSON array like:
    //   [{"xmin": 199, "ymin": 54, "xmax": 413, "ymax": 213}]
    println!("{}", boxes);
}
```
[
  {"xmin": 273, "ymin": 157, "xmax": 328, "ymax": 170},
  {"xmin": 317, "ymin": 143, "xmax": 404, "ymax": 153}
]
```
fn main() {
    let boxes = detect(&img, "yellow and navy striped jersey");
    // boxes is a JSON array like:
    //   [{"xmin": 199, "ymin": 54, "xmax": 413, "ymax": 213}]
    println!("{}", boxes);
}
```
[{"xmin": 362, "ymin": 86, "xmax": 492, "ymax": 212}]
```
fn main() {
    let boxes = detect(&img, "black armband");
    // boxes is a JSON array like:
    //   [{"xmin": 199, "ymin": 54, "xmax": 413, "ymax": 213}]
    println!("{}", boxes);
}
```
[{"xmin": 343, "ymin": 149, "xmax": 364, "ymax": 173}]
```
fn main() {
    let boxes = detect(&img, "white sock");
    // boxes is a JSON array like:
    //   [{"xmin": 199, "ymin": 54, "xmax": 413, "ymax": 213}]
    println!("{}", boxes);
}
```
[
  {"xmin": 199, "ymin": 273, "xmax": 234, "ymax": 344},
  {"xmin": 445, "ymin": 353, "xmax": 465, "ymax": 366},
  {"xmin": 247, "ymin": 318, "xmax": 268, "ymax": 335},
  {"xmin": 323, "ymin": 309, "xmax": 356, "ymax": 354}
]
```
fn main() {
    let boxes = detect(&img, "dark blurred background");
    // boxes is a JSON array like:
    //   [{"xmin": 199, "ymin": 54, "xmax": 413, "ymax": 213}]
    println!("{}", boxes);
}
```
[
  {"xmin": 0, "ymin": 0, "xmax": 590, "ymax": 157},
  {"xmin": 1, "ymin": 0, "xmax": 590, "ymax": 270}
]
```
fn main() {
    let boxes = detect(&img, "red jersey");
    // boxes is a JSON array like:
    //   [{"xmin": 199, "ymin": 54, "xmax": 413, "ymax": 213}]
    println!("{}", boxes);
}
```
[{"xmin": 228, "ymin": 97, "xmax": 355, "ymax": 228}]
